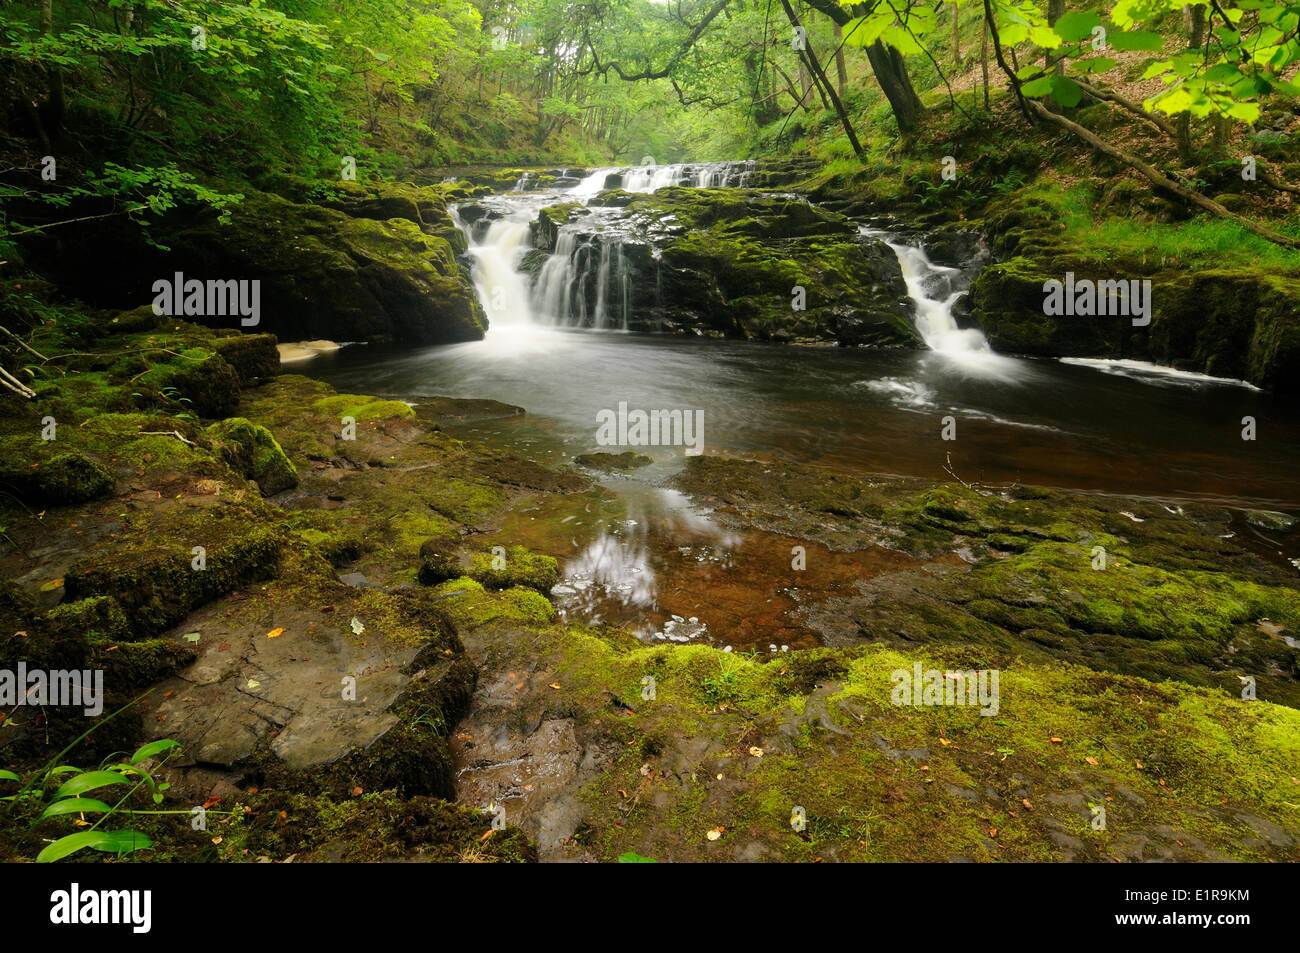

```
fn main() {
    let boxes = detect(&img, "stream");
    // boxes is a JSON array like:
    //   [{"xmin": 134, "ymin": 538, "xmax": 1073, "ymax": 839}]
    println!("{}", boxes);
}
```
[{"xmin": 306, "ymin": 161, "xmax": 1300, "ymax": 648}]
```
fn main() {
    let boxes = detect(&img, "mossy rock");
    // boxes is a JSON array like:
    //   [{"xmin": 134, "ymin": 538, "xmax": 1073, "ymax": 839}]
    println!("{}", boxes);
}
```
[
  {"xmin": 207, "ymin": 417, "xmax": 299, "ymax": 495},
  {"xmin": 0, "ymin": 445, "xmax": 114, "ymax": 505},
  {"xmin": 46, "ymin": 595, "xmax": 129, "ymax": 642},
  {"xmin": 575, "ymin": 451, "xmax": 653, "ymax": 470},
  {"xmin": 211, "ymin": 333, "xmax": 281, "ymax": 385},
  {"xmin": 134, "ymin": 348, "xmax": 241, "ymax": 418},
  {"xmin": 63, "ymin": 505, "xmax": 285, "ymax": 636},
  {"xmin": 468, "ymin": 545, "xmax": 559, "ymax": 593},
  {"xmin": 418, "ymin": 532, "xmax": 462, "ymax": 585}
]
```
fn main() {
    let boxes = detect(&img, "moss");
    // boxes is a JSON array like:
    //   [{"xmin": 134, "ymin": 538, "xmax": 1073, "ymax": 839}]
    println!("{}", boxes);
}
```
[
  {"xmin": 0, "ymin": 447, "xmax": 114, "ymax": 505},
  {"xmin": 46, "ymin": 595, "xmax": 129, "ymax": 642},
  {"xmin": 311, "ymin": 393, "xmax": 416, "ymax": 422},
  {"xmin": 63, "ymin": 503, "xmax": 285, "ymax": 636},
  {"xmin": 430, "ymin": 578, "xmax": 557, "ymax": 628},
  {"xmin": 207, "ymin": 417, "xmax": 299, "ymax": 495},
  {"xmin": 133, "ymin": 348, "xmax": 242, "ymax": 418},
  {"xmin": 467, "ymin": 545, "xmax": 559, "ymax": 593},
  {"xmin": 574, "ymin": 451, "xmax": 653, "ymax": 470}
]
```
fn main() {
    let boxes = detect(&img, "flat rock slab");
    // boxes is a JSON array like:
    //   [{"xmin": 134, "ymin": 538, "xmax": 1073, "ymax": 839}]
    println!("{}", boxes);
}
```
[{"xmin": 147, "ymin": 579, "xmax": 427, "ymax": 773}]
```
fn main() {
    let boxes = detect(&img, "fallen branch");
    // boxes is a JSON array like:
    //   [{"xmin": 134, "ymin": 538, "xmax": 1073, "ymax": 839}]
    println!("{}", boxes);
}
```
[{"xmin": 139, "ymin": 429, "xmax": 196, "ymax": 446}]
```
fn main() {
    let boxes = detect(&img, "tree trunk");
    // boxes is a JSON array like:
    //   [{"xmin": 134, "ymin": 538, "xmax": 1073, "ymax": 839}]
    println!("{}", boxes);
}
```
[
  {"xmin": 38, "ymin": 0, "xmax": 66, "ymax": 144},
  {"xmin": 980, "ymin": 12, "xmax": 990, "ymax": 109},
  {"xmin": 832, "ymin": 20, "xmax": 848, "ymax": 97},
  {"xmin": 801, "ymin": 0, "xmax": 924, "ymax": 133},
  {"xmin": 1176, "ymin": 5, "xmax": 1206, "ymax": 162},
  {"xmin": 866, "ymin": 40, "xmax": 923, "ymax": 132},
  {"xmin": 779, "ymin": 0, "xmax": 865, "ymax": 155},
  {"xmin": 952, "ymin": 2, "xmax": 961, "ymax": 67}
]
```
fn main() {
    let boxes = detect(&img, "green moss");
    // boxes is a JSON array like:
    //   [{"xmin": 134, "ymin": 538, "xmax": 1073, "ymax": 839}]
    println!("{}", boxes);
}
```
[
  {"xmin": 207, "ymin": 417, "xmax": 299, "ymax": 495},
  {"xmin": 430, "ymin": 578, "xmax": 557, "ymax": 628},
  {"xmin": 311, "ymin": 394, "xmax": 416, "ymax": 422},
  {"xmin": 467, "ymin": 545, "xmax": 559, "ymax": 593},
  {"xmin": 0, "ymin": 446, "xmax": 114, "ymax": 505}
]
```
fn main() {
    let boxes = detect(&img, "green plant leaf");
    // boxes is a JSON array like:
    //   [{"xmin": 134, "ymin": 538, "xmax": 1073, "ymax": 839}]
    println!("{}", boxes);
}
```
[
  {"xmin": 39, "ymin": 797, "xmax": 114, "ymax": 820},
  {"xmin": 0, "ymin": 770, "xmax": 20, "ymax": 782},
  {"xmin": 130, "ymin": 739, "xmax": 180, "ymax": 764},
  {"xmin": 53, "ymin": 770, "xmax": 132, "ymax": 800},
  {"xmin": 617, "ymin": 851, "xmax": 658, "ymax": 862},
  {"xmin": 37, "ymin": 829, "xmax": 153, "ymax": 863}
]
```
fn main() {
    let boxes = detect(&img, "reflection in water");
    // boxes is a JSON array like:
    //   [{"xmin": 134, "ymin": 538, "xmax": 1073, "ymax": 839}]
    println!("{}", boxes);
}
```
[{"xmin": 548, "ymin": 488, "xmax": 741, "ymax": 643}]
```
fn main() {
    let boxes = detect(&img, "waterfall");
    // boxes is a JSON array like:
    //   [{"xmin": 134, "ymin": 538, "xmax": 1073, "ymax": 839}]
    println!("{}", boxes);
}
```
[{"xmin": 860, "ymin": 227, "xmax": 995, "ymax": 359}]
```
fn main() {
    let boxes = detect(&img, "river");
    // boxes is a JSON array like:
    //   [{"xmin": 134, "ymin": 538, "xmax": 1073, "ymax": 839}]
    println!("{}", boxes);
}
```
[{"xmin": 302, "ymin": 161, "xmax": 1300, "ymax": 646}]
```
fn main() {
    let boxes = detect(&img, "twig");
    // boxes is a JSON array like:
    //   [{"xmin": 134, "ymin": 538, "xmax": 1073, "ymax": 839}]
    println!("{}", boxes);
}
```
[{"xmin": 139, "ymin": 429, "xmax": 196, "ymax": 446}]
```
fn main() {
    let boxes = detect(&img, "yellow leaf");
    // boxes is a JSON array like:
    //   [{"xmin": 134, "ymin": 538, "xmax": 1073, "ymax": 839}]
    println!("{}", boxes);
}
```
[
  {"xmin": 267, "ymin": 627, "xmax": 284, "ymax": 638},
  {"xmin": 748, "ymin": 746, "xmax": 763, "ymax": 757},
  {"xmin": 549, "ymin": 682, "xmax": 561, "ymax": 690},
  {"xmin": 1085, "ymin": 756, "xmax": 1099, "ymax": 765},
  {"xmin": 706, "ymin": 829, "xmax": 722, "ymax": 841},
  {"xmin": 1050, "ymin": 737, "xmax": 1063, "ymax": 744}
]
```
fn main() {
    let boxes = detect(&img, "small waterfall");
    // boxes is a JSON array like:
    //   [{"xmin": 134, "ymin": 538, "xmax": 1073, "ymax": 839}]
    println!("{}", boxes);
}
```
[
  {"xmin": 861, "ymin": 227, "xmax": 994, "ymax": 358},
  {"xmin": 534, "ymin": 225, "xmax": 634, "ymax": 330}
]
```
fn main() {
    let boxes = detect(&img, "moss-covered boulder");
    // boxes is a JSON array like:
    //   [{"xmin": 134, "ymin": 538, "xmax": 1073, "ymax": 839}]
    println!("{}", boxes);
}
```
[
  {"xmin": 468, "ymin": 545, "xmax": 559, "ymax": 593},
  {"xmin": 133, "ymin": 347, "xmax": 242, "ymax": 418},
  {"xmin": 36, "ymin": 190, "xmax": 486, "ymax": 348},
  {"xmin": 0, "ymin": 447, "xmax": 114, "ymax": 505},
  {"xmin": 207, "ymin": 417, "xmax": 299, "ymax": 495},
  {"xmin": 211, "ymin": 332, "xmax": 281, "ymax": 385},
  {"xmin": 63, "ymin": 504, "xmax": 284, "ymax": 636}
]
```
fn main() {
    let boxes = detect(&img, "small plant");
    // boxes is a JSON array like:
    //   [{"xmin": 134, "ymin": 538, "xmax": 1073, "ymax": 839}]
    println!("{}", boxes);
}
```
[{"xmin": 1, "ymin": 692, "xmax": 206, "ymax": 862}]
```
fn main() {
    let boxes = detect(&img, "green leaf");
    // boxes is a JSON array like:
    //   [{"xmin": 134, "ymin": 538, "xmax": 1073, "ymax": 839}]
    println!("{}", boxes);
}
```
[
  {"xmin": 39, "ymin": 797, "xmax": 114, "ymax": 820},
  {"xmin": 617, "ymin": 851, "xmax": 658, "ymax": 863},
  {"xmin": 53, "ymin": 770, "xmax": 132, "ymax": 799},
  {"xmin": 1030, "ymin": 25, "xmax": 1062, "ymax": 50},
  {"xmin": 0, "ymin": 770, "xmax": 20, "ymax": 782},
  {"xmin": 1053, "ymin": 11, "xmax": 1101, "ymax": 43},
  {"xmin": 130, "ymin": 739, "xmax": 180, "ymax": 764},
  {"xmin": 1050, "ymin": 75, "xmax": 1083, "ymax": 108},
  {"xmin": 1019, "ymin": 75, "xmax": 1054, "ymax": 98},
  {"xmin": 37, "ymin": 829, "xmax": 152, "ymax": 863},
  {"xmin": 1109, "ymin": 31, "xmax": 1165, "ymax": 52},
  {"xmin": 1076, "ymin": 57, "xmax": 1118, "ymax": 74}
]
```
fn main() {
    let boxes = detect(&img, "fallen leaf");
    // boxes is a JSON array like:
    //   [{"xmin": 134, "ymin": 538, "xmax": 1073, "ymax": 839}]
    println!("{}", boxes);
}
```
[
  {"xmin": 40, "ymin": 578, "xmax": 64, "ymax": 592},
  {"xmin": 211, "ymin": 836, "xmax": 223, "ymax": 845},
  {"xmin": 716, "ymin": 773, "xmax": 723, "ymax": 781},
  {"xmin": 1085, "ymin": 756, "xmax": 1099, "ymax": 766},
  {"xmin": 939, "ymin": 737, "xmax": 951, "ymax": 746},
  {"xmin": 989, "ymin": 828, "xmax": 998, "ymax": 837},
  {"xmin": 549, "ymin": 682, "xmax": 561, "ymax": 690},
  {"xmin": 246, "ymin": 679, "xmax": 260, "ymax": 689},
  {"xmin": 350, "ymin": 617, "xmax": 365, "ymax": 635},
  {"xmin": 706, "ymin": 828, "xmax": 722, "ymax": 841},
  {"xmin": 1135, "ymin": 760, "xmax": 1144, "ymax": 769},
  {"xmin": 267, "ymin": 627, "xmax": 284, "ymax": 639},
  {"xmin": 182, "ymin": 632, "xmax": 201, "ymax": 643},
  {"xmin": 618, "ymin": 789, "xmax": 628, "ymax": 798},
  {"xmin": 351, "ymin": 786, "xmax": 363, "ymax": 797},
  {"xmin": 202, "ymin": 795, "xmax": 221, "ymax": 809},
  {"xmin": 920, "ymin": 765, "xmax": 929, "ymax": 771},
  {"xmin": 1050, "ymin": 737, "xmax": 1063, "ymax": 744},
  {"xmin": 748, "ymin": 746, "xmax": 764, "ymax": 757},
  {"xmin": 1022, "ymin": 798, "xmax": 1033, "ymax": 810},
  {"xmin": 247, "ymin": 786, "xmax": 259, "ymax": 795},
  {"xmin": 163, "ymin": 689, "xmax": 174, "ymax": 698},
  {"xmin": 480, "ymin": 829, "xmax": 495, "ymax": 842}
]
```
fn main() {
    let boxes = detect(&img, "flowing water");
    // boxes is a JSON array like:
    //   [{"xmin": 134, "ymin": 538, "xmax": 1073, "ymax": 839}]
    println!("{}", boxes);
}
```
[{"xmin": 310, "ymin": 161, "xmax": 1300, "ymax": 647}]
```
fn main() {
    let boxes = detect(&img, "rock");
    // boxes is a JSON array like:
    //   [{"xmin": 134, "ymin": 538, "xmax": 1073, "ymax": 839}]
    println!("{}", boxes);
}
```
[
  {"xmin": 468, "ymin": 545, "xmax": 559, "ymax": 594},
  {"xmin": 207, "ymin": 417, "xmax": 299, "ymax": 495},
  {"xmin": 574, "ymin": 451, "xmax": 653, "ymax": 470},
  {"xmin": 39, "ymin": 190, "xmax": 486, "ymax": 348},
  {"xmin": 0, "ymin": 448, "xmax": 114, "ymax": 505},
  {"xmin": 211, "ymin": 333, "xmax": 281, "ymax": 385}
]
